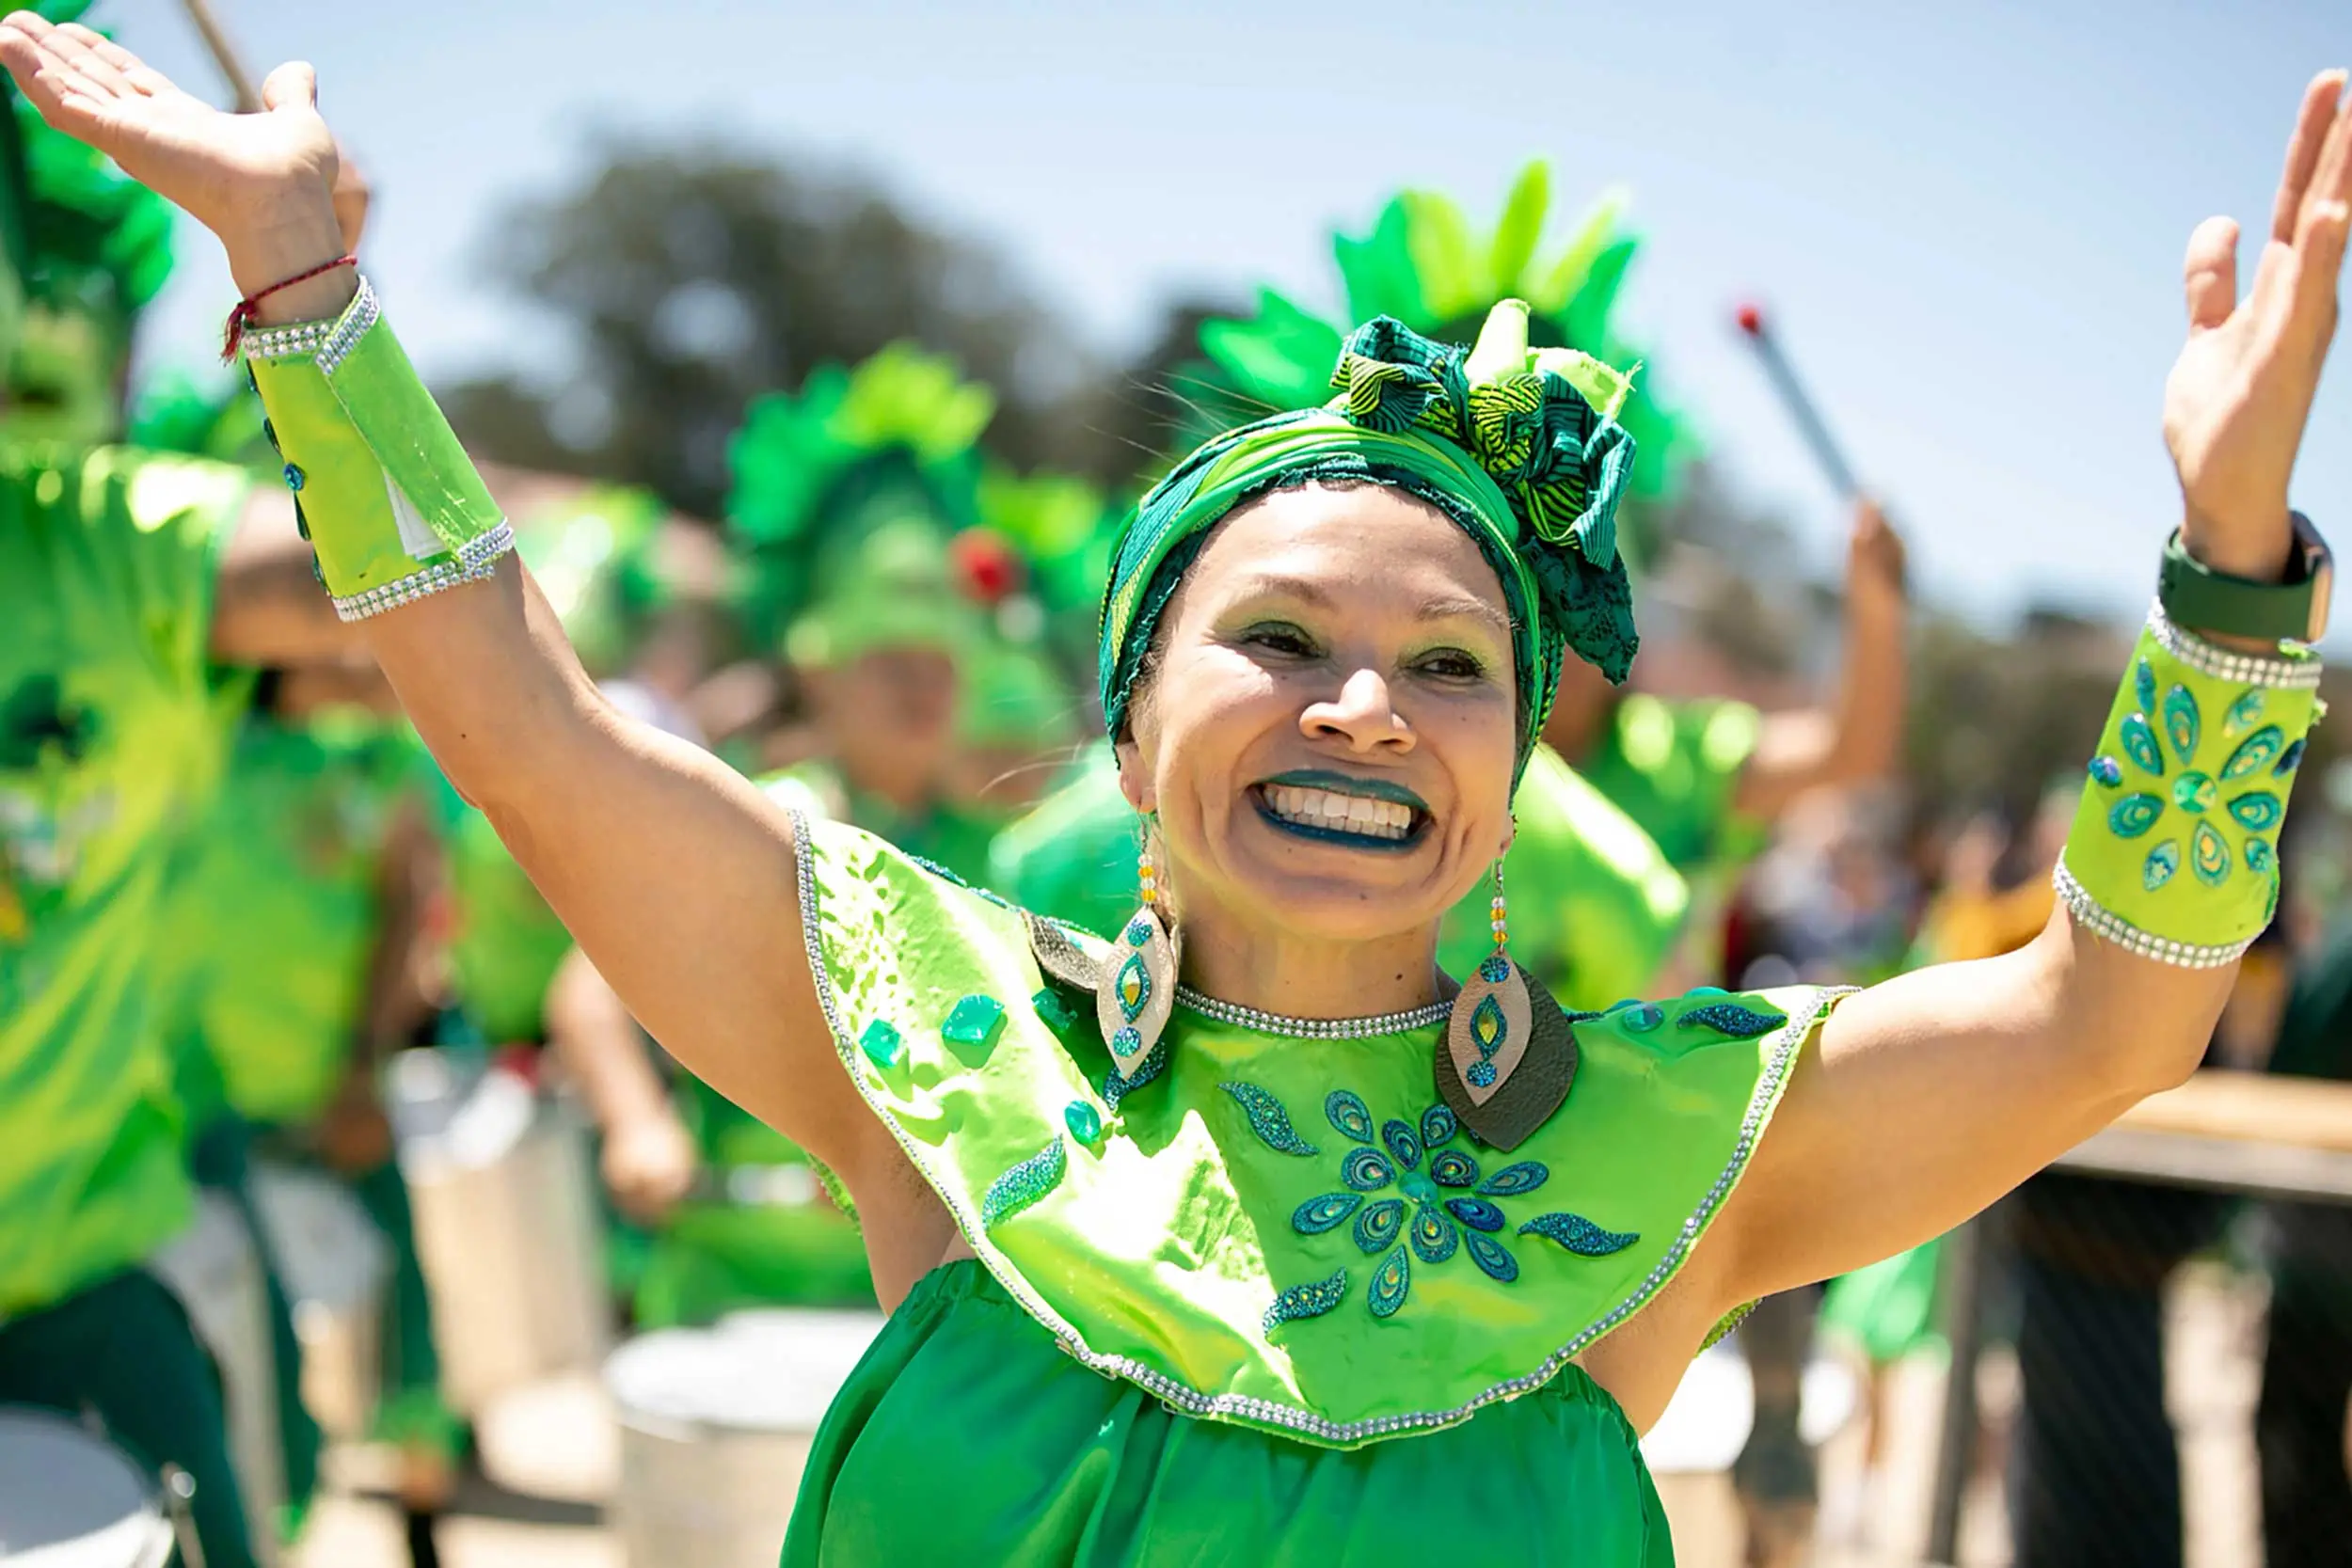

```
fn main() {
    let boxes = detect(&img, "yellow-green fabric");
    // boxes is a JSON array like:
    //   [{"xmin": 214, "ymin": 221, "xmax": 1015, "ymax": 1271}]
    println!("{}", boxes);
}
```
[
  {"xmin": 1581, "ymin": 694, "xmax": 1762, "ymax": 875},
  {"xmin": 246, "ymin": 282, "xmax": 506, "ymax": 603},
  {"xmin": 2060, "ymin": 618, "xmax": 2314, "ymax": 952},
  {"xmin": 993, "ymin": 741, "xmax": 1687, "ymax": 1011},
  {"xmin": 1438, "ymin": 745, "xmax": 1689, "ymax": 1010},
  {"xmin": 0, "ymin": 445, "xmax": 251, "ymax": 1312},
  {"xmin": 161, "ymin": 713, "xmax": 419, "ymax": 1126},
  {"xmin": 784, "ymin": 1259, "xmax": 1675, "ymax": 1566},
  {"xmin": 792, "ymin": 812, "xmax": 1835, "ymax": 1449},
  {"xmin": 437, "ymin": 784, "xmax": 572, "ymax": 1044}
]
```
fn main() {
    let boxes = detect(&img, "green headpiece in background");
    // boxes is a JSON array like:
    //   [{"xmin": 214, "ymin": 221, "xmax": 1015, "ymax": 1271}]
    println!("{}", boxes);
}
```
[
  {"xmin": 726, "ymin": 342, "xmax": 994, "ymax": 669},
  {"xmin": 1102, "ymin": 301, "xmax": 1640, "ymax": 784},
  {"xmin": 1196, "ymin": 164, "xmax": 1687, "ymax": 540},
  {"xmin": 5, "ymin": 1, "xmax": 173, "ymax": 445},
  {"xmin": 514, "ymin": 483, "xmax": 671, "ymax": 677}
]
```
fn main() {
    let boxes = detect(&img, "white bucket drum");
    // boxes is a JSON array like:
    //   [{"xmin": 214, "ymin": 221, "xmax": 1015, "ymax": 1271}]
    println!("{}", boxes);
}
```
[
  {"xmin": 0, "ymin": 1406, "xmax": 175, "ymax": 1566},
  {"xmin": 145, "ymin": 1191, "xmax": 283, "ymax": 1566},
  {"xmin": 1639, "ymin": 1338, "xmax": 1861, "ymax": 1474},
  {"xmin": 390, "ymin": 1052, "xmax": 611, "ymax": 1413},
  {"xmin": 248, "ymin": 1164, "xmax": 392, "ymax": 1443},
  {"xmin": 603, "ymin": 1310, "xmax": 884, "ymax": 1568}
]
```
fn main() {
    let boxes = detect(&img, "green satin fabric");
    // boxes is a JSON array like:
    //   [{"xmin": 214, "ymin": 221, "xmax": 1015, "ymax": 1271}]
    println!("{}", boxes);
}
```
[
  {"xmin": 798, "ymin": 816, "xmax": 1835, "ymax": 1447},
  {"xmin": 782, "ymin": 1259, "xmax": 1676, "ymax": 1566}
]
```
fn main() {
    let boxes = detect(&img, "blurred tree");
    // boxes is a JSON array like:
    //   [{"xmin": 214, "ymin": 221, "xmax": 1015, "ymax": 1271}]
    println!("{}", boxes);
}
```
[{"xmin": 441, "ymin": 137, "xmax": 1104, "ymax": 519}]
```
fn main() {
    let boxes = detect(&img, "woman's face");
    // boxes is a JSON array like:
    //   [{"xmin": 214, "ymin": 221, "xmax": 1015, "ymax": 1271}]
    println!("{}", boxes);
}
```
[{"xmin": 1120, "ymin": 483, "xmax": 1519, "ymax": 947}]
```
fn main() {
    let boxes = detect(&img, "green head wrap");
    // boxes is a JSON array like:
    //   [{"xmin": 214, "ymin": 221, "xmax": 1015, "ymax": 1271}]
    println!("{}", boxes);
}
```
[
  {"xmin": 1196, "ymin": 164, "xmax": 1687, "ymax": 523},
  {"xmin": 1101, "ymin": 301, "xmax": 1639, "ymax": 782},
  {"xmin": 725, "ymin": 342, "xmax": 993, "ymax": 667}
]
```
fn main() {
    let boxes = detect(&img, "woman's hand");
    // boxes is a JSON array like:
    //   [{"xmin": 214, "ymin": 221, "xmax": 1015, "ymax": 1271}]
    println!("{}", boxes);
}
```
[
  {"xmin": 2166, "ymin": 71, "xmax": 2352, "ymax": 579},
  {"xmin": 0, "ymin": 13, "xmax": 346, "ymax": 303}
]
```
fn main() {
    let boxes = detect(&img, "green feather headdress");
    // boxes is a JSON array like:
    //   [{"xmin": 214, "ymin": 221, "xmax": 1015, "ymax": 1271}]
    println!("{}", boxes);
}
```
[
  {"xmin": 724, "ymin": 342, "xmax": 994, "ymax": 664},
  {"xmin": 1198, "ymin": 164, "xmax": 1686, "ymax": 519}
]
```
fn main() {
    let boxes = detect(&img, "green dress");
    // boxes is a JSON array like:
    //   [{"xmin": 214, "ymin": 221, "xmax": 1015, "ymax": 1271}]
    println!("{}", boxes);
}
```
[
  {"xmin": 0, "ymin": 444, "xmax": 249, "ymax": 1314},
  {"xmin": 779, "ymin": 813, "xmax": 1837, "ymax": 1565},
  {"xmin": 993, "ymin": 741, "xmax": 1689, "ymax": 1011}
]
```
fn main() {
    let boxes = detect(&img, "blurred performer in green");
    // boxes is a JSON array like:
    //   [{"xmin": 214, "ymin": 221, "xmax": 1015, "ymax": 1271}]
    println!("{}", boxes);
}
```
[
  {"xmin": 996, "ymin": 167, "xmax": 1693, "ymax": 1011},
  {"xmin": 0, "ymin": 42, "xmax": 355, "ymax": 1568},
  {"xmin": 558, "ymin": 343, "xmax": 1019, "ymax": 1323}
]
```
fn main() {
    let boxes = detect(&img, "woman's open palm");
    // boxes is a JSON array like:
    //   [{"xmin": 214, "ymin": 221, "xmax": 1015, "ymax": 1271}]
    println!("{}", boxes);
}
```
[
  {"xmin": 2166, "ymin": 71, "xmax": 2352, "ymax": 569},
  {"xmin": 0, "ymin": 12, "xmax": 336, "ymax": 242}
]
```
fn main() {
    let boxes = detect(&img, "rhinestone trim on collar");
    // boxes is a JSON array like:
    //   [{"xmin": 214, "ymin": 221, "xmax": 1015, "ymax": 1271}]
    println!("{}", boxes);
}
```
[
  {"xmin": 1175, "ymin": 985, "xmax": 1452, "ymax": 1038},
  {"xmin": 787, "ymin": 802, "xmax": 1850, "ymax": 1447}
]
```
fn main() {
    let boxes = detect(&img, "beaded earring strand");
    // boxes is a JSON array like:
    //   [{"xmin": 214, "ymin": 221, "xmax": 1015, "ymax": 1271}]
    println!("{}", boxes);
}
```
[
  {"xmin": 1095, "ymin": 820, "xmax": 1182, "ymax": 1083},
  {"xmin": 1437, "ymin": 843, "xmax": 1582, "ymax": 1150}
]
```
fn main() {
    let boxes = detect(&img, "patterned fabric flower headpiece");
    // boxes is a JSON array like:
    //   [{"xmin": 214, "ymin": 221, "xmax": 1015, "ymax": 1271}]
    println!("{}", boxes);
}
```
[{"xmin": 1100, "ymin": 300, "xmax": 1640, "ymax": 782}]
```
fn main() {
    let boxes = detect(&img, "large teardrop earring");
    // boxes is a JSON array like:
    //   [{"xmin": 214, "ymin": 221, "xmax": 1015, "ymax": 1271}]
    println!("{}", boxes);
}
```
[
  {"xmin": 1438, "ymin": 844, "xmax": 1580, "ymax": 1150},
  {"xmin": 1097, "ymin": 820, "xmax": 1181, "ymax": 1087}
]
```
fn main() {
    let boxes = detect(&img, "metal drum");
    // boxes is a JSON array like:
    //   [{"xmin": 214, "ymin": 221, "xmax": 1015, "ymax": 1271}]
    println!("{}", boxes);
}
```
[
  {"xmin": 146, "ymin": 1191, "xmax": 283, "ymax": 1566},
  {"xmin": 248, "ymin": 1164, "xmax": 392, "ymax": 1443},
  {"xmin": 604, "ymin": 1310, "xmax": 884, "ymax": 1568},
  {"xmin": 0, "ymin": 1406, "xmax": 175, "ymax": 1566},
  {"xmin": 1638, "ymin": 1338, "xmax": 1861, "ymax": 1474},
  {"xmin": 390, "ymin": 1051, "xmax": 611, "ymax": 1413}
]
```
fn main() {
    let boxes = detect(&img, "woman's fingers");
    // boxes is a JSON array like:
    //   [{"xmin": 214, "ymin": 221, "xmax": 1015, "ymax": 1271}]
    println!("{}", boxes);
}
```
[
  {"xmin": 2270, "ymin": 71, "xmax": 2346, "ymax": 245},
  {"xmin": 44, "ymin": 23, "xmax": 136, "ymax": 103},
  {"xmin": 2182, "ymin": 214, "xmax": 2241, "ymax": 331},
  {"xmin": 75, "ymin": 26, "xmax": 174, "ymax": 99},
  {"xmin": 2288, "ymin": 87, "xmax": 2352, "ymax": 328},
  {"xmin": 0, "ymin": 26, "xmax": 109, "ymax": 135},
  {"xmin": 259, "ymin": 58, "xmax": 316, "ymax": 115}
]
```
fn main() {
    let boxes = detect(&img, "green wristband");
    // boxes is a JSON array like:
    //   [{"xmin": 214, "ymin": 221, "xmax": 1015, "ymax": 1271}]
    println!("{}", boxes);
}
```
[
  {"xmin": 244, "ymin": 277, "xmax": 511, "ymax": 619},
  {"xmin": 2057, "ymin": 603, "xmax": 2322, "ymax": 966}
]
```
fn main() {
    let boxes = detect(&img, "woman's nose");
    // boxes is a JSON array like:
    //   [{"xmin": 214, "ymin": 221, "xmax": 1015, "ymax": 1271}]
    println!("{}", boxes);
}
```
[{"xmin": 1300, "ymin": 667, "xmax": 1414, "ymax": 752}]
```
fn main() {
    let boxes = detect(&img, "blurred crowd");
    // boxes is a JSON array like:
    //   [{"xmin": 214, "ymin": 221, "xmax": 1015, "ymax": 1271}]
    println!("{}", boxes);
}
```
[{"xmin": 4, "ymin": 16, "xmax": 2350, "ymax": 1568}]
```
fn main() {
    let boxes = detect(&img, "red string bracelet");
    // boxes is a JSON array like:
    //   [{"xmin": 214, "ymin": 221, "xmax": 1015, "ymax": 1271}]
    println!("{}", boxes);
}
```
[{"xmin": 221, "ymin": 254, "xmax": 358, "ymax": 363}]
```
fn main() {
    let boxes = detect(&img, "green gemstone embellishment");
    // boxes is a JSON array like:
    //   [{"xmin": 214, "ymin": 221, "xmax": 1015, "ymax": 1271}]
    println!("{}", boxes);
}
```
[
  {"xmin": 1063, "ymin": 1100, "xmax": 1103, "ymax": 1146},
  {"xmin": 1115, "ymin": 953, "xmax": 1152, "ymax": 1022},
  {"xmin": 1622, "ymin": 1003, "xmax": 1664, "ymax": 1033},
  {"xmin": 2144, "ymin": 840, "xmax": 2181, "ymax": 891},
  {"xmin": 1030, "ymin": 988, "xmax": 1076, "ymax": 1032},
  {"xmin": 2162, "ymin": 685, "xmax": 2201, "ymax": 764},
  {"xmin": 1325, "ymin": 1090, "xmax": 1375, "ymax": 1144},
  {"xmin": 1409, "ymin": 1202, "xmax": 1458, "ymax": 1264},
  {"xmin": 1293, "ymin": 1192, "xmax": 1363, "ymax": 1234},
  {"xmin": 980, "ymin": 1136, "xmax": 1066, "ymax": 1227},
  {"xmin": 2119, "ymin": 714, "xmax": 2166, "ymax": 777},
  {"xmin": 2225, "ymin": 690, "xmax": 2265, "ymax": 736},
  {"xmin": 1367, "ymin": 1244, "xmax": 1411, "ymax": 1318},
  {"xmin": 2221, "ymin": 724, "xmax": 2285, "ymax": 781},
  {"xmin": 2192, "ymin": 820, "xmax": 2231, "ymax": 887},
  {"xmin": 858, "ymin": 1018, "xmax": 904, "ymax": 1069},
  {"xmin": 1401, "ymin": 1170, "xmax": 1439, "ymax": 1205},
  {"xmin": 1518, "ymin": 1212, "xmax": 1641, "ymax": 1257},
  {"xmin": 2247, "ymin": 838, "xmax": 2277, "ymax": 875},
  {"xmin": 1263, "ymin": 1268, "xmax": 1347, "ymax": 1332},
  {"xmin": 2228, "ymin": 792, "xmax": 2283, "ymax": 832},
  {"xmin": 2169, "ymin": 772, "xmax": 2217, "ymax": 813},
  {"xmin": 1218, "ymin": 1082, "xmax": 1319, "ymax": 1156},
  {"xmin": 942, "ymin": 994, "xmax": 1008, "ymax": 1053},
  {"xmin": 2108, "ymin": 793, "xmax": 2164, "ymax": 838},
  {"xmin": 2135, "ymin": 658, "xmax": 2156, "ymax": 714},
  {"xmin": 1354, "ymin": 1197, "xmax": 1405, "ymax": 1254},
  {"xmin": 2089, "ymin": 756, "xmax": 2123, "ymax": 787}
]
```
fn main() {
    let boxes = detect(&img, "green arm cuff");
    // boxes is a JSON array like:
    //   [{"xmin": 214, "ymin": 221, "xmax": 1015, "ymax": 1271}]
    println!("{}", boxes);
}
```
[
  {"xmin": 244, "ymin": 277, "xmax": 511, "ymax": 619},
  {"xmin": 2058, "ymin": 604, "xmax": 2321, "ymax": 966}
]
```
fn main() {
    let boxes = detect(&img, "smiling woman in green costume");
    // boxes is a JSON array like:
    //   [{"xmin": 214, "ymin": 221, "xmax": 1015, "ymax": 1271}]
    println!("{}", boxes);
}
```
[{"xmin": 18, "ymin": 24, "xmax": 2349, "ymax": 1563}]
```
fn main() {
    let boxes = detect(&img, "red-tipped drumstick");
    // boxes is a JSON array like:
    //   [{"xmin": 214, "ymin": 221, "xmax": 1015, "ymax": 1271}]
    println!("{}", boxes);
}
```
[{"xmin": 1735, "ymin": 301, "xmax": 1860, "ymax": 500}]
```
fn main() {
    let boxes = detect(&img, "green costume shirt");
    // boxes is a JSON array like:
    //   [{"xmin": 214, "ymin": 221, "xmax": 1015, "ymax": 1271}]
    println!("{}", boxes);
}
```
[
  {"xmin": 0, "ymin": 445, "xmax": 250, "ymax": 1313},
  {"xmin": 163, "ymin": 713, "xmax": 418, "ymax": 1128},
  {"xmin": 779, "ymin": 813, "xmax": 1837, "ymax": 1564},
  {"xmin": 994, "ymin": 742, "xmax": 1688, "ymax": 1011},
  {"xmin": 1581, "ymin": 694, "xmax": 1762, "ymax": 875}
]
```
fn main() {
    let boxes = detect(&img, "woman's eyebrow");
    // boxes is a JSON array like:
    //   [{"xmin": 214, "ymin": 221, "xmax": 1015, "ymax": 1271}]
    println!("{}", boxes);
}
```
[{"xmin": 1416, "ymin": 594, "xmax": 1512, "ymax": 635}]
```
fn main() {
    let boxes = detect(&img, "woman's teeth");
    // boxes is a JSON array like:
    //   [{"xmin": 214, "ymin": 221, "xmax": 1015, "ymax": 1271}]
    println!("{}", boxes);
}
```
[{"xmin": 1263, "ymin": 784, "xmax": 1415, "ymax": 841}]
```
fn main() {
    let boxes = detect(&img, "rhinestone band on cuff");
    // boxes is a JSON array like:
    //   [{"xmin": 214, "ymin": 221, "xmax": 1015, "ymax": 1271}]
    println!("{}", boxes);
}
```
[
  {"xmin": 1174, "ymin": 985, "xmax": 1453, "ymax": 1038},
  {"xmin": 328, "ymin": 519, "xmax": 515, "ymax": 622},
  {"xmin": 2148, "ymin": 600, "xmax": 2323, "ymax": 689},
  {"xmin": 240, "ymin": 275, "xmax": 384, "ymax": 371},
  {"xmin": 2052, "ymin": 855, "xmax": 2258, "ymax": 970}
]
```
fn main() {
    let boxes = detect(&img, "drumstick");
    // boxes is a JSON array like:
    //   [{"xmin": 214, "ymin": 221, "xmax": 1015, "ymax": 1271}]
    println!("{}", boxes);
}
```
[
  {"xmin": 1734, "ymin": 301, "xmax": 1860, "ymax": 501},
  {"xmin": 180, "ymin": 0, "xmax": 262, "ymax": 112}
]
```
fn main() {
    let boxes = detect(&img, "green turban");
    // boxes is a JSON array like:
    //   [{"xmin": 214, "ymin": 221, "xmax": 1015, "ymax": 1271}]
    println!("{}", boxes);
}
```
[{"xmin": 1100, "ymin": 302, "xmax": 1639, "ymax": 784}]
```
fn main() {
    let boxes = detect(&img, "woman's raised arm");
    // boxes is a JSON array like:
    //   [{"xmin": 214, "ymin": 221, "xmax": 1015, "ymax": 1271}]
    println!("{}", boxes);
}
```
[
  {"xmin": 0, "ymin": 16, "xmax": 881, "ymax": 1181},
  {"xmin": 1712, "ymin": 68, "xmax": 2352, "ymax": 1309}
]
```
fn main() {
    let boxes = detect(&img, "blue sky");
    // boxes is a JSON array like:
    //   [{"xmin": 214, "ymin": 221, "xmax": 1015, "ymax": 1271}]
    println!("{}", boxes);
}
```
[{"xmin": 114, "ymin": 0, "xmax": 2351, "ymax": 626}]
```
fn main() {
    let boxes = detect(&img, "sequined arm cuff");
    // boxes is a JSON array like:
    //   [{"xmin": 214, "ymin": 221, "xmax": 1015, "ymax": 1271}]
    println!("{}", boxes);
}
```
[
  {"xmin": 2055, "ymin": 607, "xmax": 2320, "ymax": 967},
  {"xmin": 244, "ymin": 276, "xmax": 512, "ymax": 621}
]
